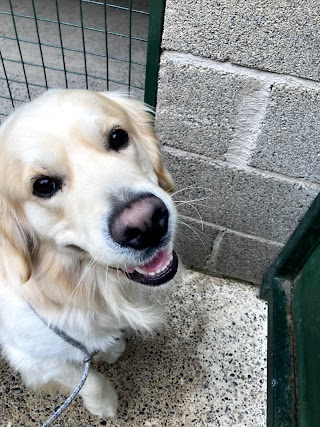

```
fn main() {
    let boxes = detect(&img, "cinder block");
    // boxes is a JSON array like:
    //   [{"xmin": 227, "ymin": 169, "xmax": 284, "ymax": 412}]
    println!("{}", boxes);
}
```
[
  {"xmin": 174, "ymin": 217, "xmax": 220, "ymax": 270},
  {"xmin": 208, "ymin": 231, "xmax": 283, "ymax": 285},
  {"xmin": 250, "ymin": 83, "xmax": 320, "ymax": 183},
  {"xmin": 162, "ymin": 0, "xmax": 320, "ymax": 81},
  {"xmin": 165, "ymin": 149, "xmax": 318, "ymax": 243},
  {"xmin": 156, "ymin": 53, "xmax": 264, "ymax": 159}
]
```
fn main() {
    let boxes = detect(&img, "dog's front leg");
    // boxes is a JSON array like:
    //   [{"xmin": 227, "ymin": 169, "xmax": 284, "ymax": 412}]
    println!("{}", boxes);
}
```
[
  {"xmin": 94, "ymin": 335, "xmax": 127, "ymax": 364},
  {"xmin": 49, "ymin": 363, "xmax": 118, "ymax": 418},
  {"xmin": 79, "ymin": 368, "xmax": 118, "ymax": 418}
]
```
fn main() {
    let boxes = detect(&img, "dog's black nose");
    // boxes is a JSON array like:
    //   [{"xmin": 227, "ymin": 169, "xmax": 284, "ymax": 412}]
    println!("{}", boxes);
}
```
[{"xmin": 109, "ymin": 194, "xmax": 169, "ymax": 250}]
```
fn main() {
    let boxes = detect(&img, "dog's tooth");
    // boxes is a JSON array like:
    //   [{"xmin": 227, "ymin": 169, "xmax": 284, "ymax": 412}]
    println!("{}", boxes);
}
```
[
  {"xmin": 135, "ymin": 251, "xmax": 174, "ymax": 277},
  {"xmin": 135, "ymin": 266, "xmax": 147, "ymax": 275}
]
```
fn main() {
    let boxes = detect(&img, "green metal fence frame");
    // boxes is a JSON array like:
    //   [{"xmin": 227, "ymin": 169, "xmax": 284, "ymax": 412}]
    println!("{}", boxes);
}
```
[
  {"xmin": 144, "ymin": 0, "xmax": 165, "ymax": 108},
  {"xmin": 0, "ymin": 0, "xmax": 165, "ymax": 118}
]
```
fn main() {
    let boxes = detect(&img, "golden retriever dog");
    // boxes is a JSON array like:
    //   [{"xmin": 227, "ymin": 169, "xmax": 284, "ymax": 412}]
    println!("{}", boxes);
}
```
[{"xmin": 0, "ymin": 90, "xmax": 178, "ymax": 418}]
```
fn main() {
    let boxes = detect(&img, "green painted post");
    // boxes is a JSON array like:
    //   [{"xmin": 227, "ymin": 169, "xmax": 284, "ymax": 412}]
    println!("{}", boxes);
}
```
[
  {"xmin": 144, "ymin": 0, "xmax": 166, "ymax": 108},
  {"xmin": 293, "ymin": 243, "xmax": 320, "ymax": 427}
]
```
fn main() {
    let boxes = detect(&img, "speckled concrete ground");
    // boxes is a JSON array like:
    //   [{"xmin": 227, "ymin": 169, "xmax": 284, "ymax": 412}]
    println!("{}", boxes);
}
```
[{"xmin": 0, "ymin": 270, "xmax": 267, "ymax": 427}]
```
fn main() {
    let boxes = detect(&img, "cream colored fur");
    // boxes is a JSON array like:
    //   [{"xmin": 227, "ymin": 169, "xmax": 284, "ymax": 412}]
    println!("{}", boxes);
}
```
[{"xmin": 0, "ymin": 90, "xmax": 177, "ymax": 418}]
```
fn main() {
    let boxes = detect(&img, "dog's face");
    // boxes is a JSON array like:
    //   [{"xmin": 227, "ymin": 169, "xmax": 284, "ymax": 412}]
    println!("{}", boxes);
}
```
[{"xmin": 0, "ymin": 90, "xmax": 178, "ymax": 287}]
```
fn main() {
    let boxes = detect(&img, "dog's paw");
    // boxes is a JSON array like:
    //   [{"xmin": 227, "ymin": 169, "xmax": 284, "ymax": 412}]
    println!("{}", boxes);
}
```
[
  {"xmin": 95, "ymin": 337, "xmax": 127, "ymax": 364},
  {"xmin": 82, "ymin": 380, "xmax": 118, "ymax": 418}
]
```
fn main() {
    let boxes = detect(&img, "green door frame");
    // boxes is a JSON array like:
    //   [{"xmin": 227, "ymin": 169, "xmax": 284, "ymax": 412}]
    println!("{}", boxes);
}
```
[{"xmin": 261, "ymin": 192, "xmax": 320, "ymax": 426}]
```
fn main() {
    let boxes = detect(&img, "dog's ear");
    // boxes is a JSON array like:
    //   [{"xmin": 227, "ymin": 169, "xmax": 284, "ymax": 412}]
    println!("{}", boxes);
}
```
[
  {"xmin": 0, "ymin": 197, "xmax": 32, "ymax": 286},
  {"xmin": 99, "ymin": 92, "xmax": 175, "ymax": 193}
]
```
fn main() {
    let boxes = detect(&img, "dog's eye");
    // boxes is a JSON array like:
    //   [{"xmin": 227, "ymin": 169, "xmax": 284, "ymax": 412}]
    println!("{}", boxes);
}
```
[
  {"xmin": 108, "ymin": 128, "xmax": 129, "ymax": 151},
  {"xmin": 32, "ymin": 177, "xmax": 62, "ymax": 198}
]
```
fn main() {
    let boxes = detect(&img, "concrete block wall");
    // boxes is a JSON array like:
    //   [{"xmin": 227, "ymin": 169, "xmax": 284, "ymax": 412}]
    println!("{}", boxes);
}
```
[{"xmin": 155, "ymin": 0, "xmax": 320, "ymax": 284}]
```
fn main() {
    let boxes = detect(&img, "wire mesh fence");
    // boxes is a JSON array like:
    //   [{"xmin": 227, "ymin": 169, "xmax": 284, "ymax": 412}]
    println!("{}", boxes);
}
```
[{"xmin": 0, "ymin": 0, "xmax": 156, "ymax": 123}]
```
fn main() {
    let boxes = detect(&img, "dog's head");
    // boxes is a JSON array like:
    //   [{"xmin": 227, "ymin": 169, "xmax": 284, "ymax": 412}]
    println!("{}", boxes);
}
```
[{"xmin": 0, "ymin": 90, "xmax": 178, "ymax": 288}]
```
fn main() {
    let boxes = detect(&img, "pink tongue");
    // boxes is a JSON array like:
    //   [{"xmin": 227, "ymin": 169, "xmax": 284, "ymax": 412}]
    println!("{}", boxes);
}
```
[{"xmin": 138, "ymin": 249, "xmax": 171, "ymax": 273}]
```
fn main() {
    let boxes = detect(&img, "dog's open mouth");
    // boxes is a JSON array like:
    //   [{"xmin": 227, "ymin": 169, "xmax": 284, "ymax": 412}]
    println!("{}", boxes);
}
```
[{"xmin": 123, "ymin": 249, "xmax": 178, "ymax": 286}]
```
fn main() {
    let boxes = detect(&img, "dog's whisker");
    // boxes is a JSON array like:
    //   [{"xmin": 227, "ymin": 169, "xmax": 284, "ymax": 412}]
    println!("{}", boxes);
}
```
[
  {"xmin": 175, "ymin": 201, "xmax": 210, "ymax": 209},
  {"xmin": 174, "ymin": 196, "xmax": 211, "ymax": 204},
  {"xmin": 176, "ymin": 200, "xmax": 204, "ymax": 223},
  {"xmin": 174, "ymin": 196, "xmax": 211, "ymax": 203},
  {"xmin": 65, "ymin": 258, "xmax": 96, "ymax": 309},
  {"xmin": 171, "ymin": 185, "xmax": 213, "ymax": 197},
  {"xmin": 176, "ymin": 220, "xmax": 207, "ymax": 250},
  {"xmin": 83, "ymin": 259, "xmax": 98, "ymax": 307},
  {"xmin": 176, "ymin": 203, "xmax": 210, "ymax": 211},
  {"xmin": 177, "ymin": 217, "xmax": 206, "ymax": 234}
]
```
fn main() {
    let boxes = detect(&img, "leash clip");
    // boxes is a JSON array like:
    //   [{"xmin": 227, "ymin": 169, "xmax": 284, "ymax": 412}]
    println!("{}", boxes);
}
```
[{"xmin": 83, "ymin": 351, "xmax": 98, "ymax": 363}]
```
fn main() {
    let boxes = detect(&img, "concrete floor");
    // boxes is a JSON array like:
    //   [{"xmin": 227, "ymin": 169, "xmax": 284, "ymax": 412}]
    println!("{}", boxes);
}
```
[{"xmin": 0, "ymin": 270, "xmax": 267, "ymax": 427}]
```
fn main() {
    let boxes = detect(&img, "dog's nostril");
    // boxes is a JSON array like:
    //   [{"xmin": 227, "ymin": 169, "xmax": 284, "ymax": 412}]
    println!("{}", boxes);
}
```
[
  {"xmin": 125, "ymin": 228, "xmax": 141, "ymax": 240},
  {"xmin": 153, "ymin": 206, "xmax": 164, "ymax": 222},
  {"xmin": 153, "ymin": 206, "xmax": 168, "ymax": 229},
  {"xmin": 124, "ymin": 227, "xmax": 144, "ymax": 248},
  {"xmin": 109, "ymin": 194, "xmax": 169, "ymax": 250}
]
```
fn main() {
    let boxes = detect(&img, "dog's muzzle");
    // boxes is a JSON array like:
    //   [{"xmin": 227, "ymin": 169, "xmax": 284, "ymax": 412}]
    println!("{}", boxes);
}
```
[{"xmin": 108, "ymin": 193, "xmax": 178, "ymax": 286}]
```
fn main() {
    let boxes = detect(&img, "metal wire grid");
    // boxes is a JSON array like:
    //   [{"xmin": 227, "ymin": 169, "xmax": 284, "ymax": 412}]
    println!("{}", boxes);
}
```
[{"xmin": 0, "ymin": 0, "xmax": 152, "ymax": 122}]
